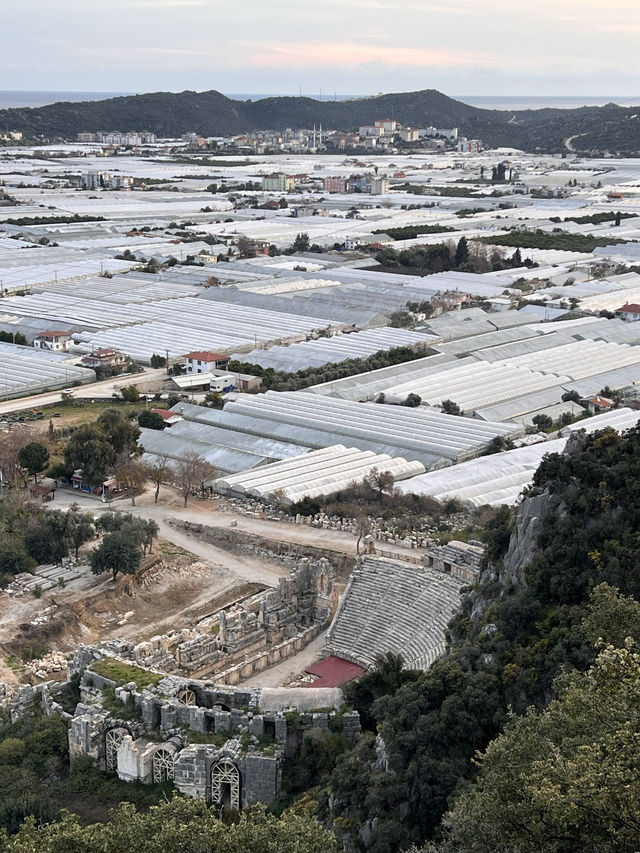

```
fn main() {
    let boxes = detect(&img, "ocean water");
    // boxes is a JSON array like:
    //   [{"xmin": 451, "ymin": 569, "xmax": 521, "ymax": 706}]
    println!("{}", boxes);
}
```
[
  {"xmin": 457, "ymin": 95, "xmax": 639, "ymax": 110},
  {"xmin": 0, "ymin": 91, "xmax": 131, "ymax": 109}
]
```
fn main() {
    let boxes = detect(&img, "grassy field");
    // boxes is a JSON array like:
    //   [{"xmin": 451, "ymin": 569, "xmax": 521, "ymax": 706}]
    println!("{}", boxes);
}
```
[{"xmin": 17, "ymin": 399, "xmax": 144, "ymax": 432}]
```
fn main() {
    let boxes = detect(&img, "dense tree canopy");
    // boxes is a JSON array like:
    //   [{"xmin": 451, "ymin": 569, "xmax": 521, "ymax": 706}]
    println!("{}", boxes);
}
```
[
  {"xmin": 324, "ymin": 426, "xmax": 640, "ymax": 850},
  {"xmin": 438, "ymin": 640, "xmax": 640, "ymax": 853},
  {"xmin": 89, "ymin": 531, "xmax": 142, "ymax": 581},
  {"xmin": 17, "ymin": 443, "xmax": 49, "ymax": 483},
  {"xmin": 0, "ymin": 799, "xmax": 337, "ymax": 853},
  {"xmin": 64, "ymin": 424, "xmax": 116, "ymax": 489}
]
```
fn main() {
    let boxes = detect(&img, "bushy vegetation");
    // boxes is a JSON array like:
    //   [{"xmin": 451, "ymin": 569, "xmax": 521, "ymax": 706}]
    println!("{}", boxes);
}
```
[
  {"xmin": 0, "ymin": 332, "xmax": 27, "ymax": 346},
  {"xmin": 549, "ymin": 210, "xmax": 637, "ymax": 225},
  {"xmin": 373, "ymin": 225, "xmax": 456, "ymax": 240},
  {"xmin": 228, "ymin": 346, "xmax": 432, "ymax": 392},
  {"xmin": 482, "ymin": 228, "xmax": 629, "ymax": 252},
  {"xmin": 433, "ymin": 626, "xmax": 640, "ymax": 852},
  {"xmin": 392, "ymin": 184, "xmax": 477, "ymax": 197},
  {"xmin": 0, "ymin": 214, "xmax": 105, "ymax": 226},
  {"xmin": 0, "ymin": 711, "xmax": 173, "ymax": 835},
  {"xmin": 0, "ymin": 498, "xmax": 94, "ymax": 588},
  {"xmin": 319, "ymin": 426, "xmax": 640, "ymax": 850},
  {"xmin": 0, "ymin": 798, "xmax": 336, "ymax": 852},
  {"xmin": 374, "ymin": 237, "xmax": 529, "ymax": 275}
]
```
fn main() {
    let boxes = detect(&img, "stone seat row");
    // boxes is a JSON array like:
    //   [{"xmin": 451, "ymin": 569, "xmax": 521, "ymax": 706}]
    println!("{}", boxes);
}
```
[{"xmin": 325, "ymin": 559, "xmax": 463, "ymax": 670}]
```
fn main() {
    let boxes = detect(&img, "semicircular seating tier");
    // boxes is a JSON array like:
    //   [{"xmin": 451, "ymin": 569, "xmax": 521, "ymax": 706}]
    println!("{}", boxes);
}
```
[{"xmin": 324, "ymin": 557, "xmax": 463, "ymax": 671}]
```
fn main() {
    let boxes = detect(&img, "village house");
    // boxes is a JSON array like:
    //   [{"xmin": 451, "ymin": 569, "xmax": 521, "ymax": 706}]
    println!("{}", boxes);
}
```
[{"xmin": 184, "ymin": 352, "xmax": 231, "ymax": 375}]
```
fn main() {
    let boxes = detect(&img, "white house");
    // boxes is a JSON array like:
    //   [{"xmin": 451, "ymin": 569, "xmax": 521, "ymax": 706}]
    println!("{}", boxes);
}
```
[
  {"xmin": 33, "ymin": 330, "xmax": 72, "ymax": 351},
  {"xmin": 615, "ymin": 303, "xmax": 640, "ymax": 322},
  {"xmin": 183, "ymin": 351, "xmax": 230, "ymax": 375}
]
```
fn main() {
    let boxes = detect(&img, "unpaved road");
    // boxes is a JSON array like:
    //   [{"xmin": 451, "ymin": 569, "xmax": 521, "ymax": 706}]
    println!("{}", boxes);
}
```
[
  {"xmin": 52, "ymin": 484, "xmax": 420, "ymax": 564},
  {"xmin": 237, "ymin": 630, "xmax": 328, "ymax": 688}
]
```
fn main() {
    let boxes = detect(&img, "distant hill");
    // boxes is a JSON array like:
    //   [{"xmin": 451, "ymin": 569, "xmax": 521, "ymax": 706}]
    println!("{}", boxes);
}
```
[{"xmin": 1, "ymin": 88, "xmax": 639, "ymax": 154}]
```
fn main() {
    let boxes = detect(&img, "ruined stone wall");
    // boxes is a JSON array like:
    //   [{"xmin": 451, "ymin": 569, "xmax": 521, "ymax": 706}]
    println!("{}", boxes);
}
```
[
  {"xmin": 169, "ymin": 518, "xmax": 355, "ymax": 577},
  {"xmin": 110, "ymin": 557, "xmax": 335, "ymax": 680},
  {"xmin": 65, "ymin": 661, "xmax": 359, "ymax": 807}
]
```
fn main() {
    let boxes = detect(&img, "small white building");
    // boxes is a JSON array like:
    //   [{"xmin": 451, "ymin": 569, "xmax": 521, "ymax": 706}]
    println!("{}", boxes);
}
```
[
  {"xmin": 33, "ymin": 330, "xmax": 72, "ymax": 351},
  {"xmin": 487, "ymin": 297, "xmax": 514, "ymax": 313},
  {"xmin": 615, "ymin": 303, "xmax": 640, "ymax": 322},
  {"xmin": 183, "ymin": 351, "xmax": 230, "ymax": 375}
]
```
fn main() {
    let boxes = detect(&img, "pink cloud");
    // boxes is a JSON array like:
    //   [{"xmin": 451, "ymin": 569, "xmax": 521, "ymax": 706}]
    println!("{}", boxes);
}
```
[{"xmin": 240, "ymin": 40, "xmax": 488, "ymax": 68}]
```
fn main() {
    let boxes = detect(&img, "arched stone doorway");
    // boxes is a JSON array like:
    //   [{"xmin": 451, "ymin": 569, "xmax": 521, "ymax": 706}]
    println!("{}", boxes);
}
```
[
  {"xmin": 177, "ymin": 688, "xmax": 197, "ymax": 706},
  {"xmin": 105, "ymin": 727, "xmax": 128, "ymax": 773},
  {"xmin": 210, "ymin": 759, "xmax": 240, "ymax": 811},
  {"xmin": 153, "ymin": 748, "xmax": 175, "ymax": 783}
]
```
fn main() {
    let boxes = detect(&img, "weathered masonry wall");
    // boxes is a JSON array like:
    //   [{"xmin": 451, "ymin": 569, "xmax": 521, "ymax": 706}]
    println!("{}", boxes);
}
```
[
  {"xmin": 120, "ymin": 556, "xmax": 336, "ymax": 680},
  {"xmin": 169, "ymin": 518, "xmax": 355, "ymax": 577},
  {"xmin": 63, "ymin": 654, "xmax": 360, "ymax": 808}
]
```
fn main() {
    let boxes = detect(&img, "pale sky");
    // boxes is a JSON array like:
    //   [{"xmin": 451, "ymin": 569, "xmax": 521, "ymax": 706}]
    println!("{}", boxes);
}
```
[{"xmin": 2, "ymin": 0, "xmax": 640, "ymax": 97}]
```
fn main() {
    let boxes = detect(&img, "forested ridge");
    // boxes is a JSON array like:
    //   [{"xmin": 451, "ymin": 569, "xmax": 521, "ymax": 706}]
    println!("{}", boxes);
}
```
[{"xmin": 1, "ymin": 88, "xmax": 640, "ymax": 153}]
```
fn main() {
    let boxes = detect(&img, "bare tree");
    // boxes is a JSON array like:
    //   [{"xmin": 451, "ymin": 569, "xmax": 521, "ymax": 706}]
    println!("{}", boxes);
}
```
[
  {"xmin": 0, "ymin": 425, "xmax": 34, "ymax": 488},
  {"xmin": 146, "ymin": 453, "xmax": 170, "ymax": 504},
  {"xmin": 194, "ymin": 458, "xmax": 218, "ymax": 499},
  {"xmin": 175, "ymin": 451, "xmax": 217, "ymax": 506},
  {"xmin": 270, "ymin": 487, "xmax": 287, "ymax": 509},
  {"xmin": 355, "ymin": 513, "xmax": 372, "ymax": 555},
  {"xmin": 114, "ymin": 453, "xmax": 148, "ymax": 506},
  {"xmin": 364, "ymin": 467, "xmax": 395, "ymax": 502}
]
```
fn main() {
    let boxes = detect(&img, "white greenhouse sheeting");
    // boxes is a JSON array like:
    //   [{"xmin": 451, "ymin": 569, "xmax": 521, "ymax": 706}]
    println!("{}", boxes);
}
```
[
  {"xmin": 384, "ymin": 360, "xmax": 571, "ymax": 411},
  {"xmin": 213, "ymin": 444, "xmax": 425, "ymax": 503},
  {"xmin": 380, "ymin": 339, "xmax": 640, "ymax": 414},
  {"xmin": 397, "ymin": 408, "xmax": 640, "ymax": 507},
  {"xmin": 0, "ymin": 291, "xmax": 341, "ymax": 363},
  {"xmin": 230, "ymin": 327, "xmax": 436, "ymax": 372},
  {"xmin": 225, "ymin": 391, "xmax": 521, "ymax": 464},
  {"xmin": 0, "ymin": 354, "xmax": 95, "ymax": 400}
]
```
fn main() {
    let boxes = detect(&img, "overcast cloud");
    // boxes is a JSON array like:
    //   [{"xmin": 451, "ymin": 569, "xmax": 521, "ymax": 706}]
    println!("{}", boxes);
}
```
[{"xmin": 2, "ymin": 0, "xmax": 639, "ymax": 96}]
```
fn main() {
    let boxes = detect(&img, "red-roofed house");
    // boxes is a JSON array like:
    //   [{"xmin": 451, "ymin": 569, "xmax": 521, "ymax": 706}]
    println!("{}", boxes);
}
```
[
  {"xmin": 581, "ymin": 395, "xmax": 615, "ymax": 414},
  {"xmin": 615, "ymin": 303, "xmax": 640, "ymax": 322},
  {"xmin": 150, "ymin": 408, "xmax": 183, "ymax": 426},
  {"xmin": 184, "ymin": 352, "xmax": 230, "ymax": 374},
  {"xmin": 80, "ymin": 348, "xmax": 128, "ymax": 368},
  {"xmin": 33, "ymin": 330, "xmax": 72, "ymax": 351}
]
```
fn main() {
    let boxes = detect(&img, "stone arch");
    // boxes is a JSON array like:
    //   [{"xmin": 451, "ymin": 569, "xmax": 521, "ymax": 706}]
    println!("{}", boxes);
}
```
[
  {"xmin": 210, "ymin": 759, "xmax": 240, "ymax": 811},
  {"xmin": 104, "ymin": 726, "xmax": 128, "ymax": 773},
  {"xmin": 153, "ymin": 747, "xmax": 175, "ymax": 783},
  {"xmin": 177, "ymin": 688, "xmax": 197, "ymax": 706}
]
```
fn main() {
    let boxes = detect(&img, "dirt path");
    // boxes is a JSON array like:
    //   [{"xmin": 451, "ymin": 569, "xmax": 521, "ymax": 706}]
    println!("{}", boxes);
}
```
[
  {"xmin": 53, "ymin": 490, "xmax": 292, "ymax": 588},
  {"xmin": 237, "ymin": 630, "xmax": 328, "ymax": 688},
  {"xmin": 564, "ymin": 133, "xmax": 587, "ymax": 153}
]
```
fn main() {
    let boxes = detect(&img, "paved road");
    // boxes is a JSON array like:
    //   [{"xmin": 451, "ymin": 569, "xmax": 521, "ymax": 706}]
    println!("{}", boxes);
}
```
[{"xmin": 0, "ymin": 368, "xmax": 168, "ymax": 416}]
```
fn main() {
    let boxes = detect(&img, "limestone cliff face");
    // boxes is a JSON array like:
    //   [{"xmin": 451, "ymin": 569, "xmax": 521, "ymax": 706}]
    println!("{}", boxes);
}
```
[
  {"xmin": 499, "ymin": 491, "xmax": 560, "ymax": 588},
  {"xmin": 497, "ymin": 432, "xmax": 588, "ymax": 587}
]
